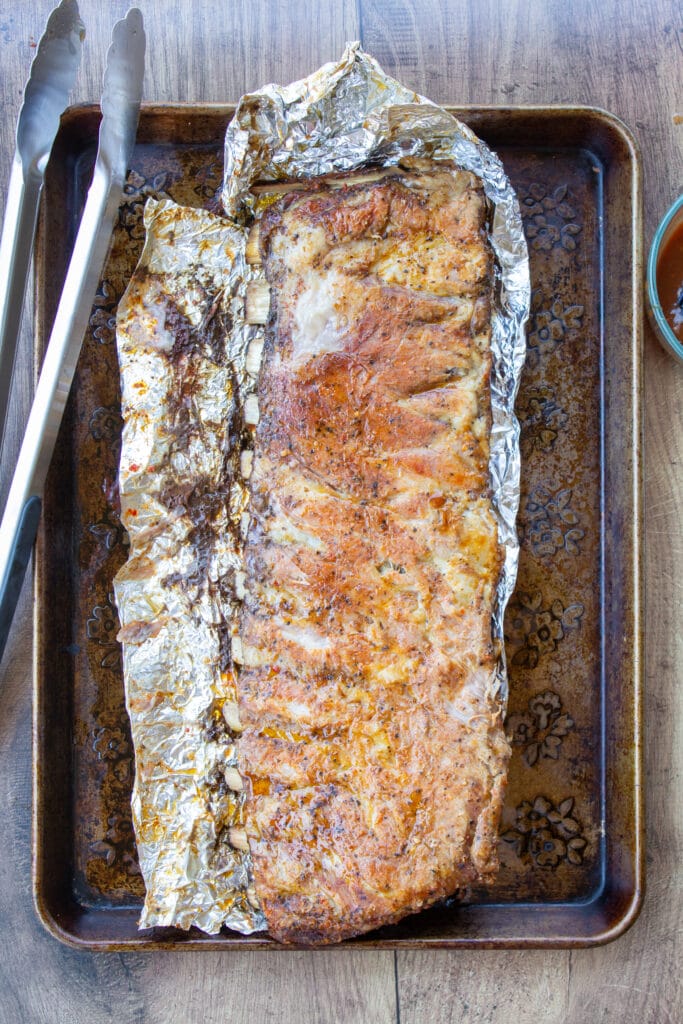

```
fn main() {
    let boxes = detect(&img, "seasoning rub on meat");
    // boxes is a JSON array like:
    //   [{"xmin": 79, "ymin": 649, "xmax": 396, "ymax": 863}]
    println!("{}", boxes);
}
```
[{"xmin": 237, "ymin": 162, "xmax": 510, "ymax": 944}]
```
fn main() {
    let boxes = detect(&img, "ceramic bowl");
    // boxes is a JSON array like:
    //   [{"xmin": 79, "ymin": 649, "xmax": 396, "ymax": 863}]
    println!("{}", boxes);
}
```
[{"xmin": 646, "ymin": 193, "xmax": 683, "ymax": 363}]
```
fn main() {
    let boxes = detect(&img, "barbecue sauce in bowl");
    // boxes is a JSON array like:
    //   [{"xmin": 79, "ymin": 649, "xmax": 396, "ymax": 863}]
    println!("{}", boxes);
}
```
[{"xmin": 656, "ymin": 218, "xmax": 683, "ymax": 340}]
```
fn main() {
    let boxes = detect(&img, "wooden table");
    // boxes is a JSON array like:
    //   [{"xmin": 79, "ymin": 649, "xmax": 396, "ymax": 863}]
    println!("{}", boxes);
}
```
[{"xmin": 0, "ymin": 2, "xmax": 680, "ymax": 1021}]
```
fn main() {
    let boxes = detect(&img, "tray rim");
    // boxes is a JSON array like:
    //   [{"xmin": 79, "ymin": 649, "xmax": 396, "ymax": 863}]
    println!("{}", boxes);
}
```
[{"xmin": 32, "ymin": 101, "xmax": 643, "ymax": 951}]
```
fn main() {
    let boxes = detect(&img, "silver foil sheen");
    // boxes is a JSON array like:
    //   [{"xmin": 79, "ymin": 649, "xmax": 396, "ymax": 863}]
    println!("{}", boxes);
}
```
[
  {"xmin": 115, "ymin": 43, "xmax": 529, "ymax": 936},
  {"xmin": 115, "ymin": 199, "xmax": 267, "ymax": 934}
]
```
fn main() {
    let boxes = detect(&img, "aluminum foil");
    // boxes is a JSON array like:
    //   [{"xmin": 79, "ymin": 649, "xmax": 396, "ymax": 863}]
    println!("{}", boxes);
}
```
[
  {"xmin": 114, "ymin": 199, "xmax": 266, "ymax": 933},
  {"xmin": 115, "ymin": 44, "xmax": 529, "ymax": 936}
]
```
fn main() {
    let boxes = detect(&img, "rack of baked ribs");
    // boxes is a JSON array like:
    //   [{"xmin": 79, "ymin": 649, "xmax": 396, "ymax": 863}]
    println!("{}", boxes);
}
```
[{"xmin": 236, "ymin": 159, "xmax": 510, "ymax": 945}]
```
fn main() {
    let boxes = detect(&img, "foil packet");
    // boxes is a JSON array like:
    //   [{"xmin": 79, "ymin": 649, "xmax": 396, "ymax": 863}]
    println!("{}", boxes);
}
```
[{"xmin": 114, "ymin": 43, "xmax": 530, "ymax": 935}]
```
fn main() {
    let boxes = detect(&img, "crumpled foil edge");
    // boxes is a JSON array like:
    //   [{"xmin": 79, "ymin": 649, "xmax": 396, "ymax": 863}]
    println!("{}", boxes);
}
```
[{"xmin": 114, "ymin": 198, "xmax": 266, "ymax": 934}]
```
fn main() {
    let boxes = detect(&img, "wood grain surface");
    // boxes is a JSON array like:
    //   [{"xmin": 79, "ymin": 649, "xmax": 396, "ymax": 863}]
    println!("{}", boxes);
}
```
[{"xmin": 0, "ymin": 1, "xmax": 680, "ymax": 1022}]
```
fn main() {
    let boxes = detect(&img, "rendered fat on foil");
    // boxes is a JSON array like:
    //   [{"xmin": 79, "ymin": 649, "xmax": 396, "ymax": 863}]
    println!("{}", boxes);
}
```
[
  {"xmin": 114, "ymin": 44, "xmax": 530, "ymax": 936},
  {"xmin": 114, "ymin": 198, "xmax": 265, "ymax": 933}
]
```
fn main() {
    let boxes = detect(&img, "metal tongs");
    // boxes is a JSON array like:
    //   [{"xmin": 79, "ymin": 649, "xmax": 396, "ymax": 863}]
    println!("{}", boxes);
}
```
[{"xmin": 0, "ymin": 1, "xmax": 145, "ymax": 661}]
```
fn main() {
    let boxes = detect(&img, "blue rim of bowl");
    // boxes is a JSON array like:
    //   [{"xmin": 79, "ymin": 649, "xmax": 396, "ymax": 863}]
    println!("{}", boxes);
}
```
[{"xmin": 647, "ymin": 193, "xmax": 683, "ymax": 362}]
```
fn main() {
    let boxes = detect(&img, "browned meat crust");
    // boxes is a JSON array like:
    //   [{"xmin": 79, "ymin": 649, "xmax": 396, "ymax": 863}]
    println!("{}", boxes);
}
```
[{"xmin": 237, "ymin": 164, "xmax": 509, "ymax": 945}]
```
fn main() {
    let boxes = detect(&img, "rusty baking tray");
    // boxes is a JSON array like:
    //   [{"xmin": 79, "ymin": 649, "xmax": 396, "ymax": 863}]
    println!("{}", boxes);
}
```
[{"xmin": 32, "ymin": 104, "xmax": 642, "ymax": 949}]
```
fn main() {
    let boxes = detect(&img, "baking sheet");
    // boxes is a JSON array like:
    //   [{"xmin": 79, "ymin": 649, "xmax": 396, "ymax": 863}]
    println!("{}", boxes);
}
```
[
  {"xmin": 33, "ymin": 103, "xmax": 642, "ymax": 949},
  {"xmin": 116, "ymin": 47, "xmax": 530, "ymax": 938}
]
